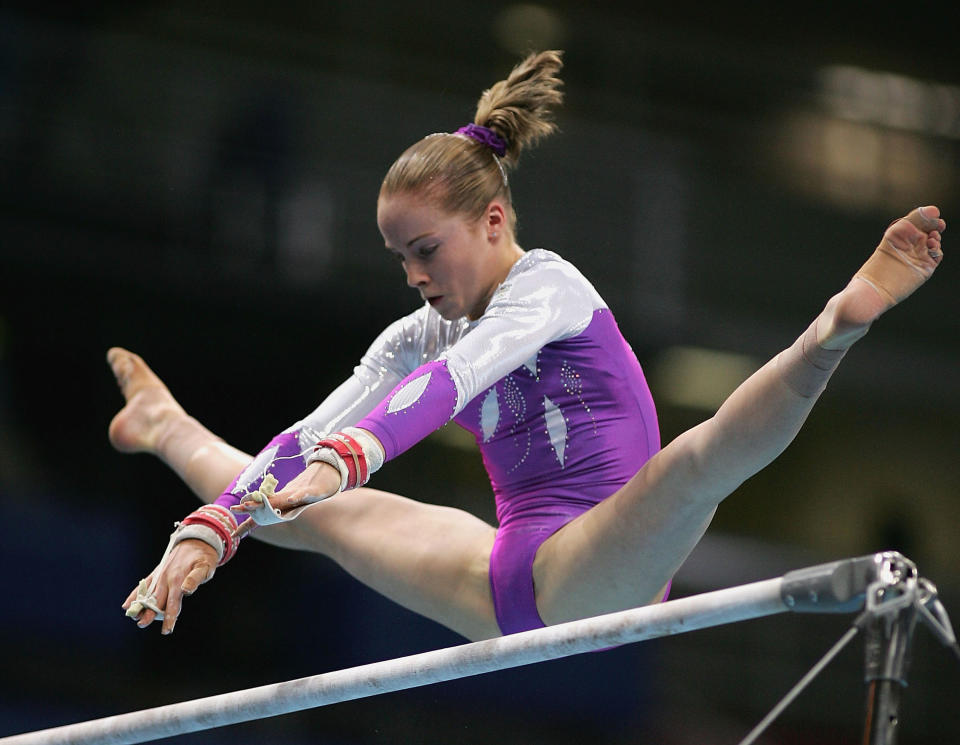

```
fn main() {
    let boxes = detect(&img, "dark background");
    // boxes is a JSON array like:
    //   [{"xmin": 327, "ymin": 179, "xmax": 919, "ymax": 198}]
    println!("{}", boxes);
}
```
[{"xmin": 1, "ymin": 2, "xmax": 958, "ymax": 743}]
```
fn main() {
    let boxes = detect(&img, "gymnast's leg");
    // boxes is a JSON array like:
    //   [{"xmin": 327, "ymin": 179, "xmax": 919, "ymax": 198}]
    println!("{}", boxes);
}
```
[
  {"xmin": 108, "ymin": 348, "xmax": 252, "ymax": 501},
  {"xmin": 109, "ymin": 349, "xmax": 499, "ymax": 640},
  {"xmin": 533, "ymin": 206, "xmax": 946, "ymax": 626}
]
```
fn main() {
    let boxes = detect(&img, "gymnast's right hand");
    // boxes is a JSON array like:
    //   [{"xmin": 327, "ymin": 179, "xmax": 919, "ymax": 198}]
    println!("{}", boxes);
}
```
[{"xmin": 122, "ymin": 539, "xmax": 218, "ymax": 635}]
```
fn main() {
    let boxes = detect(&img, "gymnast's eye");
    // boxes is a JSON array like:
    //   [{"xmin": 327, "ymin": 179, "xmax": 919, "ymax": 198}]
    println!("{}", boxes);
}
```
[{"xmin": 417, "ymin": 244, "xmax": 438, "ymax": 259}]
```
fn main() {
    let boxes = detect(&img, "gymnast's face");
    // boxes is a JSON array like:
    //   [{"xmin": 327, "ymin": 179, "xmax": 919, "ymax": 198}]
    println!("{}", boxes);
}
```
[{"xmin": 377, "ymin": 192, "xmax": 512, "ymax": 321}]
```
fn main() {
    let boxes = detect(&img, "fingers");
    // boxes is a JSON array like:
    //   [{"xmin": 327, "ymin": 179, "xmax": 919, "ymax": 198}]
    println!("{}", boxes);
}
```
[
  {"xmin": 231, "ymin": 463, "xmax": 340, "ymax": 523},
  {"xmin": 124, "ymin": 543, "xmax": 216, "ymax": 635},
  {"xmin": 124, "ymin": 581, "xmax": 163, "ymax": 629},
  {"xmin": 230, "ymin": 488, "xmax": 325, "ymax": 517},
  {"xmin": 122, "ymin": 576, "xmax": 161, "ymax": 628},
  {"xmin": 161, "ymin": 582, "xmax": 185, "ymax": 635},
  {"xmin": 159, "ymin": 558, "xmax": 214, "ymax": 634},
  {"xmin": 125, "ymin": 573, "xmax": 190, "ymax": 635},
  {"xmin": 233, "ymin": 516, "xmax": 257, "ymax": 539},
  {"xmin": 139, "ymin": 607, "xmax": 160, "ymax": 628},
  {"xmin": 122, "ymin": 583, "xmax": 140, "ymax": 609},
  {"xmin": 181, "ymin": 563, "xmax": 209, "ymax": 596},
  {"xmin": 269, "ymin": 488, "xmax": 326, "ymax": 512}
]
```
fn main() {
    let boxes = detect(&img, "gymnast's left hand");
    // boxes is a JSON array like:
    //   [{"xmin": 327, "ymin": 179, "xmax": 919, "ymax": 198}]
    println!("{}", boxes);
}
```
[
  {"xmin": 231, "ymin": 461, "xmax": 341, "ymax": 530},
  {"xmin": 273, "ymin": 460, "xmax": 342, "ymax": 509}
]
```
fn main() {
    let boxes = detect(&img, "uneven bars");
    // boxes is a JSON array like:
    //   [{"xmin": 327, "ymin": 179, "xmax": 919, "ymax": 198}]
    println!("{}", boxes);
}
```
[{"xmin": 0, "ymin": 578, "xmax": 788, "ymax": 745}]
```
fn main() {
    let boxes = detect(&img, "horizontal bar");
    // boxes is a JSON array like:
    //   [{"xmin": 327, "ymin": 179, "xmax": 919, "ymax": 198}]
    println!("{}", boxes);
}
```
[
  {"xmin": 1, "ymin": 577, "xmax": 787, "ymax": 745},
  {"xmin": 780, "ymin": 554, "xmax": 878, "ymax": 613}
]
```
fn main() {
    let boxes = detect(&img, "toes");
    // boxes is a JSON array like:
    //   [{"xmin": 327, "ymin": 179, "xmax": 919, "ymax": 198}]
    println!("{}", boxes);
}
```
[
  {"xmin": 107, "ymin": 347, "xmax": 134, "ymax": 369},
  {"xmin": 107, "ymin": 348, "xmax": 167, "ymax": 401},
  {"xmin": 107, "ymin": 348, "xmax": 133, "ymax": 385},
  {"xmin": 907, "ymin": 205, "xmax": 946, "ymax": 234},
  {"xmin": 886, "ymin": 208, "xmax": 945, "ymax": 265}
]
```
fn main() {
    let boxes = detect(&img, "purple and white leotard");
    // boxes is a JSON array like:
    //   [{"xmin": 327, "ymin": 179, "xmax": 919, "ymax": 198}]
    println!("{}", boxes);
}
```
[{"xmin": 215, "ymin": 249, "xmax": 660, "ymax": 634}]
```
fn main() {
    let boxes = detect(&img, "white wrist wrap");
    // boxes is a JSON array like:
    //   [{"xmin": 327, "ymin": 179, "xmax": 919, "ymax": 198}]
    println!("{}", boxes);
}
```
[
  {"xmin": 305, "ymin": 447, "xmax": 349, "ymax": 491},
  {"xmin": 342, "ymin": 426, "xmax": 385, "ymax": 476},
  {"xmin": 171, "ymin": 523, "xmax": 225, "ymax": 563}
]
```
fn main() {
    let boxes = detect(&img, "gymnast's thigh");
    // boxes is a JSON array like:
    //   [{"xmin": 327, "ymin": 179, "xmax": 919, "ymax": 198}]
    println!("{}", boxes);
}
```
[
  {"xmin": 532, "ymin": 482, "xmax": 707, "ymax": 627},
  {"xmin": 265, "ymin": 486, "xmax": 501, "ymax": 641}
]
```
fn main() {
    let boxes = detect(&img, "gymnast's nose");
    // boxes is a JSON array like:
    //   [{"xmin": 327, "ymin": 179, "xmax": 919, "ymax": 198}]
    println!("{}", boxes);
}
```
[{"xmin": 404, "ymin": 261, "xmax": 429, "ymax": 288}]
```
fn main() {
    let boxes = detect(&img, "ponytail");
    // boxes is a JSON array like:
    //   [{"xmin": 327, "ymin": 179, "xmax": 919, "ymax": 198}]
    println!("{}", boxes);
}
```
[{"xmin": 380, "ymin": 51, "xmax": 565, "ymax": 231}]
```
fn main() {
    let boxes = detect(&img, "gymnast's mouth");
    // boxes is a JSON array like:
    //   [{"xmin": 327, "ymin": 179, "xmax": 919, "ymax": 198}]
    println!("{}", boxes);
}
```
[{"xmin": 427, "ymin": 295, "xmax": 444, "ymax": 307}]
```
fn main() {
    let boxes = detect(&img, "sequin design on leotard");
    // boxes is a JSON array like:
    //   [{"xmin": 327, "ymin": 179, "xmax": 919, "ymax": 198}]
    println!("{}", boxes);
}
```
[{"xmin": 561, "ymin": 360, "xmax": 598, "ymax": 436}]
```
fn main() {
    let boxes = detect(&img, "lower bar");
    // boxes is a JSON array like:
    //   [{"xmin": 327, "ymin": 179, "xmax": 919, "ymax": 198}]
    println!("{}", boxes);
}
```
[{"xmin": 1, "ymin": 578, "xmax": 787, "ymax": 745}]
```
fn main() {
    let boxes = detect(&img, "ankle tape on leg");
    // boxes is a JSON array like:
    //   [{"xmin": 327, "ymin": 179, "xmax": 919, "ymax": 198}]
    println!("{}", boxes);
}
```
[{"xmin": 777, "ymin": 318, "xmax": 847, "ymax": 398}]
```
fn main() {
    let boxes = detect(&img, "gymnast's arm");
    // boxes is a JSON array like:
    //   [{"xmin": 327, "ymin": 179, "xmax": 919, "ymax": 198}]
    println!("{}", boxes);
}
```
[
  {"xmin": 121, "ymin": 314, "xmax": 423, "ymax": 632},
  {"xmin": 124, "ymin": 262, "xmax": 592, "ymax": 632},
  {"xmin": 124, "ymin": 262, "xmax": 588, "ymax": 627},
  {"xmin": 257, "ymin": 257, "xmax": 603, "ymax": 515}
]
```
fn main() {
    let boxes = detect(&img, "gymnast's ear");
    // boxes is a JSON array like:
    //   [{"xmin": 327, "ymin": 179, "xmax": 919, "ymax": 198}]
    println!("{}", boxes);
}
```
[{"xmin": 483, "ymin": 200, "xmax": 508, "ymax": 239}]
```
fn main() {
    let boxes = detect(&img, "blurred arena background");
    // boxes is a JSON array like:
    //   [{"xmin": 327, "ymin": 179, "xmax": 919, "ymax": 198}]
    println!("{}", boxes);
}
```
[{"xmin": 0, "ymin": 3, "xmax": 958, "ymax": 743}]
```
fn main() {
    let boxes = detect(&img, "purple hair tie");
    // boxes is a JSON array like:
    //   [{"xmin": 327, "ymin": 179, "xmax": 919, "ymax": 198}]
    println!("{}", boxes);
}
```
[{"xmin": 455, "ymin": 123, "xmax": 507, "ymax": 157}]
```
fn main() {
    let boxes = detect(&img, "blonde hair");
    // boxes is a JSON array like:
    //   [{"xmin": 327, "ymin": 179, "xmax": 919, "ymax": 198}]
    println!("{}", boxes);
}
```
[{"xmin": 379, "ymin": 50, "xmax": 564, "ymax": 231}]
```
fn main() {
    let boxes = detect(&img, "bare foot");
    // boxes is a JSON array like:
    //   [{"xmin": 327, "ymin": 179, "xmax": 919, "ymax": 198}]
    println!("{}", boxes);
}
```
[
  {"xmin": 107, "ymin": 347, "xmax": 188, "ymax": 454},
  {"xmin": 820, "ymin": 205, "xmax": 945, "ymax": 349}
]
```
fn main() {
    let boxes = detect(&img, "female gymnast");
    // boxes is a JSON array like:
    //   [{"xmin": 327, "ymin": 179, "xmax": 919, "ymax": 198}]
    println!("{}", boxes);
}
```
[{"xmin": 109, "ymin": 51, "xmax": 946, "ymax": 642}]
